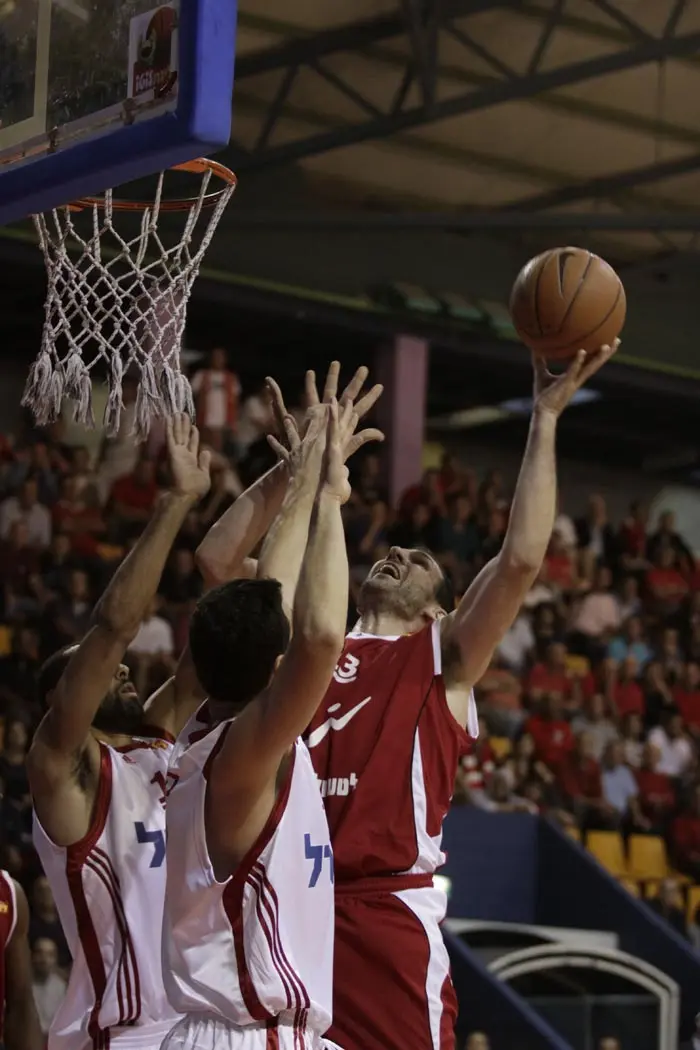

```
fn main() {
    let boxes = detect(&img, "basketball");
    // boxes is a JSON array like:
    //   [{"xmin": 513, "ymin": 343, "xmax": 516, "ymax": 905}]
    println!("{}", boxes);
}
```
[{"xmin": 509, "ymin": 247, "xmax": 626, "ymax": 360}]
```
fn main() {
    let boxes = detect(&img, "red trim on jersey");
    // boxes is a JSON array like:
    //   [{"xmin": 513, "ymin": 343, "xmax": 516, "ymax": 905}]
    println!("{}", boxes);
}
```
[
  {"xmin": 86, "ymin": 848, "xmax": 141, "ymax": 1026},
  {"xmin": 248, "ymin": 869, "xmax": 293, "ymax": 1010},
  {"xmin": 65, "ymin": 747, "xmax": 113, "ymax": 1049},
  {"xmin": 0, "ymin": 870, "xmax": 16, "ymax": 1043},
  {"xmin": 66, "ymin": 744, "xmax": 113, "ymax": 866},
  {"xmin": 221, "ymin": 745, "xmax": 297, "ymax": 1024},
  {"xmin": 266, "ymin": 1019, "xmax": 280, "ymax": 1049},
  {"xmin": 139, "ymin": 724, "xmax": 177, "ymax": 744},
  {"xmin": 253, "ymin": 864, "xmax": 310, "ymax": 1012}
]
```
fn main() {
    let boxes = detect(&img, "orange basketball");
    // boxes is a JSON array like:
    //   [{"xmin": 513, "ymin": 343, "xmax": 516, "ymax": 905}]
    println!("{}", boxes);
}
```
[{"xmin": 509, "ymin": 247, "xmax": 626, "ymax": 360}]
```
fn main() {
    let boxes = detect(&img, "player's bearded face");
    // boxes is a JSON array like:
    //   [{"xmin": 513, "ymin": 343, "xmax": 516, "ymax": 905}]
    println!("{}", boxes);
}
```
[
  {"xmin": 92, "ymin": 668, "xmax": 144, "ymax": 735},
  {"xmin": 359, "ymin": 549, "xmax": 438, "ymax": 619}
]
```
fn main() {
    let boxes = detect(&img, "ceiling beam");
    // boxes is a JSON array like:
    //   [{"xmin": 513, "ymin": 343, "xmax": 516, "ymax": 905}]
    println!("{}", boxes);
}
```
[
  {"xmin": 236, "ymin": 9, "xmax": 700, "ymax": 151},
  {"xmin": 234, "ymin": 18, "xmax": 700, "ymax": 171},
  {"xmin": 223, "ymin": 211, "xmax": 700, "ymax": 231},
  {"xmin": 505, "ymin": 150, "xmax": 700, "ymax": 211}
]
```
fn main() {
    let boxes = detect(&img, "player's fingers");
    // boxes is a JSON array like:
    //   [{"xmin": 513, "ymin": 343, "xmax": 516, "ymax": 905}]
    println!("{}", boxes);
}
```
[
  {"xmin": 579, "ymin": 340, "xmax": 619, "ymax": 383},
  {"xmin": 198, "ymin": 448, "xmax": 211, "ymax": 475},
  {"xmin": 322, "ymin": 361, "xmax": 341, "ymax": 403},
  {"xmin": 339, "ymin": 399, "xmax": 356, "ymax": 434},
  {"xmin": 339, "ymin": 366, "xmax": 369, "ymax": 406},
  {"xmin": 283, "ymin": 413, "xmax": 301, "ymax": 449},
  {"xmin": 265, "ymin": 377, "xmax": 288, "ymax": 433},
  {"xmin": 562, "ymin": 348, "xmax": 587, "ymax": 384},
  {"xmin": 344, "ymin": 428, "xmax": 385, "ymax": 459},
  {"xmin": 328, "ymin": 397, "xmax": 340, "ymax": 440},
  {"xmin": 172, "ymin": 411, "xmax": 184, "ymax": 446},
  {"xmin": 165, "ymin": 416, "xmax": 175, "ymax": 451},
  {"xmin": 354, "ymin": 383, "xmax": 384, "ymax": 420},
  {"xmin": 305, "ymin": 369, "xmax": 320, "ymax": 407},
  {"xmin": 267, "ymin": 435, "xmax": 290, "ymax": 462},
  {"xmin": 187, "ymin": 422, "xmax": 200, "ymax": 455}
]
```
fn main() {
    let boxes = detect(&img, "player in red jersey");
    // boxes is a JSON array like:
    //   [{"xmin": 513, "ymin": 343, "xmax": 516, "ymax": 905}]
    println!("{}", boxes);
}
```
[
  {"xmin": 301, "ymin": 345, "xmax": 619, "ymax": 1050},
  {"xmin": 0, "ymin": 869, "xmax": 43, "ymax": 1050}
]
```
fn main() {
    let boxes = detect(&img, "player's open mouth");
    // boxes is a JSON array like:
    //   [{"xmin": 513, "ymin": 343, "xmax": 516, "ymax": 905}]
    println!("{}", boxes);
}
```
[{"xmin": 376, "ymin": 562, "xmax": 401, "ymax": 580}]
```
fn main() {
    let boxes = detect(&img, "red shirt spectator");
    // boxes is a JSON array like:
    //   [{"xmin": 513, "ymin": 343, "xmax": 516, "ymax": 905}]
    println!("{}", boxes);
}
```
[
  {"xmin": 670, "ymin": 787, "xmax": 700, "ymax": 874},
  {"xmin": 673, "ymin": 662, "xmax": 700, "ymax": 731},
  {"xmin": 635, "ymin": 769, "xmax": 675, "ymax": 824},
  {"xmin": 525, "ymin": 695, "xmax": 574, "ymax": 767},
  {"xmin": 460, "ymin": 737, "xmax": 496, "ymax": 794},
  {"xmin": 555, "ymin": 749, "xmax": 603, "ymax": 804},
  {"xmin": 110, "ymin": 460, "xmax": 159, "ymax": 520},
  {"xmin": 646, "ymin": 547, "xmax": 689, "ymax": 609},
  {"xmin": 609, "ymin": 657, "xmax": 645, "ymax": 719}
]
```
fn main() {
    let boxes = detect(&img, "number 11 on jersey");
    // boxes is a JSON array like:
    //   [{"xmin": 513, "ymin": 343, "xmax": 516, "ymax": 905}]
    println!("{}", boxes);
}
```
[{"xmin": 304, "ymin": 834, "xmax": 334, "ymax": 888}]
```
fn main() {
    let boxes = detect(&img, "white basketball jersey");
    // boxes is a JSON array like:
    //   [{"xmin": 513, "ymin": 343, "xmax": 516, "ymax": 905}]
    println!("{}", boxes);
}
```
[
  {"xmin": 33, "ymin": 737, "xmax": 181, "ymax": 1050},
  {"xmin": 163, "ymin": 723, "xmax": 335, "ymax": 1042}
]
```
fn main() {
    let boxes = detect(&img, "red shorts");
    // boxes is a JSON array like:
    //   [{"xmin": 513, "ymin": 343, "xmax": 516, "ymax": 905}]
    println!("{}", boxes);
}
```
[{"xmin": 328, "ymin": 879, "xmax": 456, "ymax": 1050}]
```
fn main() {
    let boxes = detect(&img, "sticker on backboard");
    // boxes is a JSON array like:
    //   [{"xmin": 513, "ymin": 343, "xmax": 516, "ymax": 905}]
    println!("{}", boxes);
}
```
[{"xmin": 128, "ymin": 4, "xmax": 179, "ymax": 102}]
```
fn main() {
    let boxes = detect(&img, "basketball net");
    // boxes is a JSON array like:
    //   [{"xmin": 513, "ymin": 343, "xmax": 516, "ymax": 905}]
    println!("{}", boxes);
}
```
[{"xmin": 22, "ymin": 159, "xmax": 236, "ymax": 440}]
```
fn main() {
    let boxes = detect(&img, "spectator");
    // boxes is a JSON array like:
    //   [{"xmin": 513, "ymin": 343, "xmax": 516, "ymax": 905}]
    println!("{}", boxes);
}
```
[
  {"xmin": 31, "ymin": 937, "xmax": 67, "ymax": 1034},
  {"xmin": 0, "ymin": 477, "xmax": 51, "ymax": 548},
  {"xmin": 190, "ymin": 347, "xmax": 241, "ymax": 448},
  {"xmin": 571, "ymin": 565, "xmax": 622, "ymax": 656},
  {"xmin": 620, "ymin": 711, "xmax": 645, "ymax": 769},
  {"xmin": 575, "ymin": 493, "xmax": 617, "ymax": 570},
  {"xmin": 28, "ymin": 876, "xmax": 70, "ymax": 968},
  {"xmin": 647, "ymin": 509, "xmax": 693, "ymax": 572},
  {"xmin": 605, "ymin": 655, "xmax": 645, "ymax": 720},
  {"xmin": 127, "ymin": 595, "xmax": 176, "ymax": 697},
  {"xmin": 524, "ymin": 693, "xmax": 574, "ymax": 768},
  {"xmin": 0, "ymin": 519, "xmax": 41, "ymax": 600},
  {"xmin": 109, "ymin": 457, "xmax": 159, "ymax": 534},
  {"xmin": 527, "ymin": 642, "xmax": 578, "ymax": 708},
  {"xmin": 497, "ymin": 611, "xmax": 535, "ymax": 674},
  {"xmin": 607, "ymin": 616, "xmax": 652, "ymax": 669},
  {"xmin": 553, "ymin": 495, "xmax": 577, "ymax": 551},
  {"xmin": 646, "ymin": 546, "xmax": 689, "ymax": 619},
  {"xmin": 0, "ymin": 626, "xmax": 41, "ymax": 714},
  {"xmin": 600, "ymin": 741, "xmax": 648, "ymax": 830},
  {"xmin": 458, "ymin": 720, "xmax": 495, "ymax": 806},
  {"xmin": 618, "ymin": 499, "xmax": 649, "ymax": 571},
  {"xmin": 675, "ymin": 662, "xmax": 700, "ymax": 736},
  {"xmin": 472, "ymin": 769, "xmax": 537, "ymax": 815},
  {"xmin": 635, "ymin": 743, "xmax": 676, "ymax": 831},
  {"xmin": 439, "ymin": 494, "xmax": 480, "ymax": 568},
  {"xmin": 477, "ymin": 657, "xmax": 524, "ymax": 737},
  {"xmin": 646, "ymin": 877, "xmax": 688, "ymax": 939},
  {"xmin": 236, "ymin": 380, "xmax": 275, "ymax": 460},
  {"xmin": 555, "ymin": 731, "xmax": 613, "ymax": 829},
  {"xmin": 0, "ymin": 717, "xmax": 30, "ymax": 805},
  {"xmin": 648, "ymin": 710, "xmax": 694, "ymax": 778},
  {"xmin": 572, "ymin": 693, "xmax": 618, "ymax": 762},
  {"xmin": 44, "ymin": 568, "xmax": 92, "ymax": 649},
  {"xmin": 670, "ymin": 785, "xmax": 700, "ymax": 880},
  {"xmin": 618, "ymin": 575, "xmax": 642, "ymax": 621}
]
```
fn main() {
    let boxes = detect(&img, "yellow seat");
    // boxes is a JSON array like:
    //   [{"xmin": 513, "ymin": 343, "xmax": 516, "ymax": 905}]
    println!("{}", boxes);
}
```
[
  {"xmin": 627, "ymin": 835, "xmax": 669, "ymax": 881},
  {"xmin": 586, "ymin": 831, "xmax": 628, "ymax": 878},
  {"xmin": 619, "ymin": 877, "xmax": 640, "ymax": 897},
  {"xmin": 489, "ymin": 736, "xmax": 512, "ymax": 760},
  {"xmin": 687, "ymin": 885, "xmax": 700, "ymax": 925}
]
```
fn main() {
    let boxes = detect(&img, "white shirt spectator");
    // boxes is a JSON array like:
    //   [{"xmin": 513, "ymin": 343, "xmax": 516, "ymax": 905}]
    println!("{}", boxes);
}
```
[
  {"xmin": 190, "ymin": 368, "xmax": 240, "ymax": 430},
  {"xmin": 497, "ymin": 614, "xmax": 535, "ymax": 673},
  {"xmin": 648, "ymin": 726, "xmax": 694, "ymax": 778},
  {"xmin": 237, "ymin": 392, "xmax": 273, "ymax": 453},
  {"xmin": 0, "ymin": 496, "xmax": 51, "ymax": 547},
  {"xmin": 31, "ymin": 938, "xmax": 67, "ymax": 1034},
  {"xmin": 554, "ymin": 511, "xmax": 577, "ymax": 550},
  {"xmin": 573, "ymin": 592, "xmax": 621, "ymax": 637},
  {"xmin": 129, "ymin": 614, "xmax": 175, "ymax": 657}
]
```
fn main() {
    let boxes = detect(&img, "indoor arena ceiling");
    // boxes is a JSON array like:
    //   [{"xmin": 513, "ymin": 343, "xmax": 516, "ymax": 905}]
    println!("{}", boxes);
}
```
[{"xmin": 228, "ymin": 0, "xmax": 700, "ymax": 260}]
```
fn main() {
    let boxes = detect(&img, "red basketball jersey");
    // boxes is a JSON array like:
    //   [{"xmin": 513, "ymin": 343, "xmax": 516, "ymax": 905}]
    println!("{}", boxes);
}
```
[
  {"xmin": 0, "ymin": 870, "xmax": 18, "ymax": 1041},
  {"xmin": 305, "ymin": 622, "xmax": 477, "ymax": 881}
]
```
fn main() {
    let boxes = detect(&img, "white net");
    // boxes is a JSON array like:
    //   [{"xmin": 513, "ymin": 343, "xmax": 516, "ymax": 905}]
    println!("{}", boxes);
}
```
[{"xmin": 22, "ymin": 162, "xmax": 236, "ymax": 440}]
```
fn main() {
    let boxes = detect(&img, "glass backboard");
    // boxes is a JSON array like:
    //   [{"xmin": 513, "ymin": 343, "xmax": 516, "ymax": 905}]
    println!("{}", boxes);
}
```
[{"xmin": 0, "ymin": 0, "xmax": 235, "ymax": 223}]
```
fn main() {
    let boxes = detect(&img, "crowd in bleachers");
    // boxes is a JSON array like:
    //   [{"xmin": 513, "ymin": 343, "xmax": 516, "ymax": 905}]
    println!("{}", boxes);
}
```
[{"xmin": 1, "ymin": 349, "xmax": 700, "ymax": 1039}]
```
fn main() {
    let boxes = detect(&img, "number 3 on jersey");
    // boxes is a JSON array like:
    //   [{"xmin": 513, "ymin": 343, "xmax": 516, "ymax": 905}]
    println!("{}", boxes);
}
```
[
  {"xmin": 135, "ymin": 821, "xmax": 166, "ymax": 868},
  {"xmin": 305, "ymin": 833, "xmax": 333, "ymax": 888}
]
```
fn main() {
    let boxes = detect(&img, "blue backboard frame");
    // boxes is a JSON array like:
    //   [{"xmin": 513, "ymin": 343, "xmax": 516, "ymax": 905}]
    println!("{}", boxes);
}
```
[{"xmin": 0, "ymin": 0, "xmax": 236, "ymax": 226}]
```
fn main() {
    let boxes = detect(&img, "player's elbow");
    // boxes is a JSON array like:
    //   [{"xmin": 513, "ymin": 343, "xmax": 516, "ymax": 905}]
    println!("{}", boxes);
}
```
[
  {"xmin": 498, "ymin": 544, "xmax": 542, "ymax": 579},
  {"xmin": 295, "ymin": 620, "xmax": 345, "ymax": 661}
]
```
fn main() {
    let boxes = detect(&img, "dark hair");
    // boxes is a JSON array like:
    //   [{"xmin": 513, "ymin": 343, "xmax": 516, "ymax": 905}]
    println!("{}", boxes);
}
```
[
  {"xmin": 188, "ymin": 579, "xmax": 290, "ymax": 707},
  {"xmin": 37, "ymin": 647, "xmax": 74, "ymax": 708},
  {"xmin": 413, "ymin": 546, "xmax": 455, "ymax": 613}
]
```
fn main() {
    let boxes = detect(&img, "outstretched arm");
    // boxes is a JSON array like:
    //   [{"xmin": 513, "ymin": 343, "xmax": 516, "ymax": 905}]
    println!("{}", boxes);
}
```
[
  {"xmin": 5, "ymin": 881, "xmax": 43, "ymax": 1050},
  {"xmin": 441, "ymin": 344, "xmax": 618, "ymax": 721},
  {"xmin": 208, "ymin": 403, "xmax": 349, "ymax": 864},
  {"xmin": 28, "ymin": 416, "xmax": 210, "ymax": 847}
]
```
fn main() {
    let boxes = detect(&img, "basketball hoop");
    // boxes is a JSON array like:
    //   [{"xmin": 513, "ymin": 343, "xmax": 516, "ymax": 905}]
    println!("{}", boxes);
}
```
[{"xmin": 23, "ymin": 158, "xmax": 237, "ymax": 440}]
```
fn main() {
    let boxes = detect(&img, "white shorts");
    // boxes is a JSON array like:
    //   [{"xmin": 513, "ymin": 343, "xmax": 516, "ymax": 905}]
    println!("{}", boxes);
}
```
[
  {"xmin": 159, "ymin": 1015, "xmax": 342, "ymax": 1050},
  {"xmin": 109, "ymin": 1020, "xmax": 179, "ymax": 1048}
]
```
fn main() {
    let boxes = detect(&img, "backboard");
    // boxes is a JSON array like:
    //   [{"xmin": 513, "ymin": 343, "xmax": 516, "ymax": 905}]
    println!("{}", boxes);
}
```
[{"xmin": 0, "ymin": 0, "xmax": 236, "ymax": 224}]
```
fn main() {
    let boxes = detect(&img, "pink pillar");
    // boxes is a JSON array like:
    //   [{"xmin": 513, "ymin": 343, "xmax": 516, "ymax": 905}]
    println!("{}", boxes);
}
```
[{"xmin": 378, "ymin": 334, "xmax": 429, "ymax": 507}]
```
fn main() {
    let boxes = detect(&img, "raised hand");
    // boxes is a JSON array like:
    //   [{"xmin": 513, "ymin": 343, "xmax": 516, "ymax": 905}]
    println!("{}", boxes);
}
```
[
  {"xmin": 267, "ymin": 402, "xmax": 328, "ymax": 480},
  {"xmin": 266, "ymin": 361, "xmax": 384, "ymax": 464},
  {"xmin": 322, "ymin": 399, "xmax": 352, "ymax": 504},
  {"xmin": 533, "ymin": 340, "xmax": 619, "ymax": 419},
  {"xmin": 166, "ymin": 413, "xmax": 211, "ymax": 501}
]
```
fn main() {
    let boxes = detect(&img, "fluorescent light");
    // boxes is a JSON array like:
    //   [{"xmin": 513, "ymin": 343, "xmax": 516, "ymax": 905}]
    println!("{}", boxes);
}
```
[{"xmin": 501, "ymin": 388, "xmax": 601, "ymax": 415}]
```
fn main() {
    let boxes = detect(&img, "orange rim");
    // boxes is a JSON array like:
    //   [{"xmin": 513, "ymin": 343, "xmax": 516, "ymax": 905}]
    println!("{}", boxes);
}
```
[{"xmin": 68, "ymin": 158, "xmax": 237, "ymax": 213}]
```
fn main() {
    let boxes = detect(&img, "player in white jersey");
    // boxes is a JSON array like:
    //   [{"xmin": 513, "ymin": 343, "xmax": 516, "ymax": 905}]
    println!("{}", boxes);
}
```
[
  {"xmin": 161, "ymin": 399, "xmax": 353, "ymax": 1050},
  {"xmin": 27, "ymin": 416, "xmax": 213, "ymax": 1050}
]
